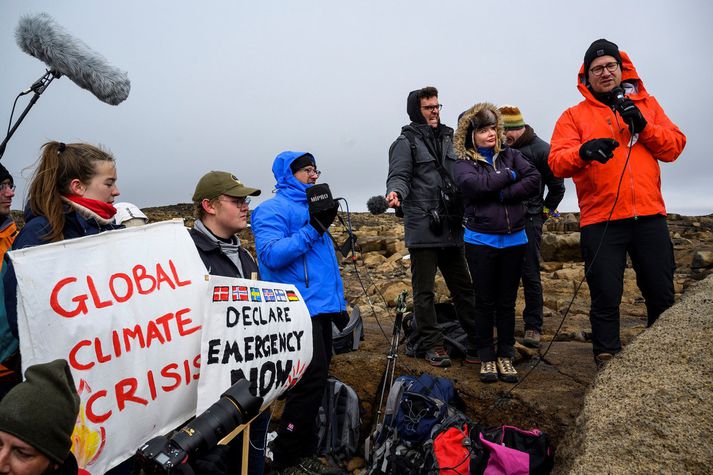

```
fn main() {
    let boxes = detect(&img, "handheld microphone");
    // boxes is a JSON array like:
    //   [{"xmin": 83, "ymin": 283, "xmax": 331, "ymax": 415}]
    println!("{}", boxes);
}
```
[
  {"xmin": 307, "ymin": 183, "xmax": 336, "ymax": 213},
  {"xmin": 611, "ymin": 86, "xmax": 626, "ymax": 105},
  {"xmin": 611, "ymin": 86, "xmax": 635, "ymax": 114},
  {"xmin": 15, "ymin": 12, "xmax": 131, "ymax": 105},
  {"xmin": 367, "ymin": 195, "xmax": 389, "ymax": 215}
]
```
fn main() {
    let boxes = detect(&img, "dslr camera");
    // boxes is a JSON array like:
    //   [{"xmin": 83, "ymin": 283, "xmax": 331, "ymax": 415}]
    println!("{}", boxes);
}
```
[{"xmin": 136, "ymin": 378, "xmax": 262, "ymax": 474}]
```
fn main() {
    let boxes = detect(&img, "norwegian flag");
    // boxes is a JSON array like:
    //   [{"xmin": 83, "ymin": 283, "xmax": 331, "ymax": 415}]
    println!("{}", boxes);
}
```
[
  {"xmin": 212, "ymin": 286, "xmax": 229, "ymax": 302},
  {"xmin": 262, "ymin": 288, "xmax": 276, "ymax": 302},
  {"xmin": 233, "ymin": 286, "xmax": 248, "ymax": 301}
]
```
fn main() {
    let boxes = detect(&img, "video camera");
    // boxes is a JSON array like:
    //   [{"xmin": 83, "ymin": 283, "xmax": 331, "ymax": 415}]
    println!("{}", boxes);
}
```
[{"xmin": 136, "ymin": 378, "xmax": 262, "ymax": 474}]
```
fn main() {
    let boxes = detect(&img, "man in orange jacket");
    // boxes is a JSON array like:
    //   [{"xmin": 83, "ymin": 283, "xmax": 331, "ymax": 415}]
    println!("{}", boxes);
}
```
[{"xmin": 549, "ymin": 39, "xmax": 686, "ymax": 367}]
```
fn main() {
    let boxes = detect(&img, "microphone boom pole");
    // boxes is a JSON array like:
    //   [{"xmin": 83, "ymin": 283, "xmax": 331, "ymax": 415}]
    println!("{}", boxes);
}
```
[{"xmin": 0, "ymin": 69, "xmax": 60, "ymax": 160}]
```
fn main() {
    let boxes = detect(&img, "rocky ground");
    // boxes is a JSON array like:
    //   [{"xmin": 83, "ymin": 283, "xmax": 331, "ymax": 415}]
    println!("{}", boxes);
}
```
[{"xmin": 139, "ymin": 206, "xmax": 713, "ymax": 472}]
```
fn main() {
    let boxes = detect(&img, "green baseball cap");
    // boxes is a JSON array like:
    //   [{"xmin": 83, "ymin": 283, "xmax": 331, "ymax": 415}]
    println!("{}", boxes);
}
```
[{"xmin": 192, "ymin": 171, "xmax": 261, "ymax": 202}]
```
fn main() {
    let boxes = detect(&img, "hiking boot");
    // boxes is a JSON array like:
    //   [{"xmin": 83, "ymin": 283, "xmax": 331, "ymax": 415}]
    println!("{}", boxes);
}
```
[
  {"xmin": 480, "ymin": 361, "xmax": 498, "ymax": 383},
  {"xmin": 594, "ymin": 352, "xmax": 614, "ymax": 369},
  {"xmin": 425, "ymin": 347, "xmax": 451, "ymax": 367},
  {"xmin": 523, "ymin": 329, "xmax": 541, "ymax": 348},
  {"xmin": 464, "ymin": 351, "xmax": 480, "ymax": 365},
  {"xmin": 496, "ymin": 357, "xmax": 518, "ymax": 383}
]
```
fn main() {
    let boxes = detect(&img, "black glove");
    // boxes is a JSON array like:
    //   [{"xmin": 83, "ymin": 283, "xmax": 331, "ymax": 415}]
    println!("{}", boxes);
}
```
[
  {"xmin": 309, "ymin": 203, "xmax": 338, "ymax": 235},
  {"xmin": 579, "ymin": 138, "xmax": 619, "ymax": 164},
  {"xmin": 333, "ymin": 310, "xmax": 350, "ymax": 332},
  {"xmin": 617, "ymin": 98, "xmax": 647, "ymax": 134},
  {"xmin": 188, "ymin": 445, "xmax": 231, "ymax": 475}
]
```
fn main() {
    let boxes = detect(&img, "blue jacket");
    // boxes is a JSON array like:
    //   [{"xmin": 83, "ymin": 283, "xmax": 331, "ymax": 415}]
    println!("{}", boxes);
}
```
[{"xmin": 251, "ymin": 151, "xmax": 346, "ymax": 317}]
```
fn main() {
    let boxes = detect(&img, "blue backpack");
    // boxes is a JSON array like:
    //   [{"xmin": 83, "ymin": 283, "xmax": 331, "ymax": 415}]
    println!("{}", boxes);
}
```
[{"xmin": 367, "ymin": 374, "xmax": 463, "ymax": 474}]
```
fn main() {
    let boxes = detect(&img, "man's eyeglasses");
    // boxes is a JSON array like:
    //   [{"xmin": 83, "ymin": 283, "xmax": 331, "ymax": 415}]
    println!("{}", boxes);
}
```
[
  {"xmin": 219, "ymin": 197, "xmax": 251, "ymax": 207},
  {"xmin": 0, "ymin": 183, "xmax": 15, "ymax": 192},
  {"xmin": 421, "ymin": 104, "xmax": 443, "ymax": 112},
  {"xmin": 298, "ymin": 167, "xmax": 321, "ymax": 177},
  {"xmin": 589, "ymin": 62, "xmax": 619, "ymax": 77}
]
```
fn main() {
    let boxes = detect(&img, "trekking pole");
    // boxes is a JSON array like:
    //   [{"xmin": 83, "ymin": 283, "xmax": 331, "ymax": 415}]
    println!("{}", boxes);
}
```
[{"xmin": 375, "ymin": 290, "xmax": 408, "ymax": 428}]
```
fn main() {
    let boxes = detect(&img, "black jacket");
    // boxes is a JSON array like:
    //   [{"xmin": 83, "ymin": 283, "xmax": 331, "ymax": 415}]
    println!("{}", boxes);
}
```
[
  {"xmin": 189, "ymin": 228, "xmax": 259, "ymax": 279},
  {"xmin": 386, "ymin": 122, "xmax": 464, "ymax": 248},
  {"xmin": 510, "ymin": 125, "xmax": 565, "ymax": 215}
]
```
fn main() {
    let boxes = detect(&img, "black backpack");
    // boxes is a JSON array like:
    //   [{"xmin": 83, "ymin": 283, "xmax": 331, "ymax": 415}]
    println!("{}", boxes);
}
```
[
  {"xmin": 315, "ymin": 377, "xmax": 361, "ymax": 466},
  {"xmin": 403, "ymin": 303, "xmax": 469, "ymax": 358},
  {"xmin": 332, "ymin": 306, "xmax": 364, "ymax": 355}
]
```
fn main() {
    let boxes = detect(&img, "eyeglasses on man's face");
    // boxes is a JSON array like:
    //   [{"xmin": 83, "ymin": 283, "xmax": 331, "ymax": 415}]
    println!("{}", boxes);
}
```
[
  {"xmin": 219, "ymin": 196, "xmax": 251, "ymax": 207},
  {"xmin": 589, "ymin": 62, "xmax": 619, "ymax": 77},
  {"xmin": 298, "ymin": 167, "xmax": 321, "ymax": 177},
  {"xmin": 421, "ymin": 104, "xmax": 443, "ymax": 112},
  {"xmin": 0, "ymin": 183, "xmax": 16, "ymax": 193}
]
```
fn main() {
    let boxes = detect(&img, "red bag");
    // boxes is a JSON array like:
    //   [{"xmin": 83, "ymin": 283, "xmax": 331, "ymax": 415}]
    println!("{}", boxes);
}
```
[{"xmin": 433, "ymin": 423, "xmax": 471, "ymax": 474}]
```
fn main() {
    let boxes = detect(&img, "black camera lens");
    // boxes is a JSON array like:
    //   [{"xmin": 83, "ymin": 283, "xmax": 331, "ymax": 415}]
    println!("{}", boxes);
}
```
[
  {"xmin": 171, "ymin": 379, "xmax": 262, "ymax": 455},
  {"xmin": 429, "ymin": 209, "xmax": 442, "ymax": 235},
  {"xmin": 171, "ymin": 397, "xmax": 244, "ymax": 454}
]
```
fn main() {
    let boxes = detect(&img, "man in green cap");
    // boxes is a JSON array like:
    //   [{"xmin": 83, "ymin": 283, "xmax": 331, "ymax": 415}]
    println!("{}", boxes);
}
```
[
  {"xmin": 0, "ymin": 359, "xmax": 80, "ymax": 474},
  {"xmin": 189, "ymin": 170, "xmax": 268, "ymax": 474}
]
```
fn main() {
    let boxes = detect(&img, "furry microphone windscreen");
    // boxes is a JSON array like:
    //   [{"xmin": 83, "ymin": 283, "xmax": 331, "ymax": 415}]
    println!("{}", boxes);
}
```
[
  {"xmin": 367, "ymin": 195, "xmax": 389, "ymax": 215},
  {"xmin": 15, "ymin": 13, "xmax": 130, "ymax": 105}
]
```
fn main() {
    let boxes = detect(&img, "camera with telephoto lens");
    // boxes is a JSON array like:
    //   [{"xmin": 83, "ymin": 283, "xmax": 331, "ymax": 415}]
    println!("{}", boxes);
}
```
[{"xmin": 136, "ymin": 378, "xmax": 262, "ymax": 474}]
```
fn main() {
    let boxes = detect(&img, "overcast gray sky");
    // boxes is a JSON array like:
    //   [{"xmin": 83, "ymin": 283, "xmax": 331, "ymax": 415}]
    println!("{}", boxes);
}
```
[{"xmin": 1, "ymin": 0, "xmax": 711, "ymax": 214}]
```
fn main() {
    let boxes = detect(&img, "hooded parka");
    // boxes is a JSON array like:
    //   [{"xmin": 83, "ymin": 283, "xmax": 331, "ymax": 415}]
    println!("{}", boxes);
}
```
[
  {"xmin": 548, "ymin": 50, "xmax": 686, "ymax": 227},
  {"xmin": 251, "ymin": 151, "xmax": 346, "ymax": 317},
  {"xmin": 452, "ymin": 103, "xmax": 540, "ymax": 235}
]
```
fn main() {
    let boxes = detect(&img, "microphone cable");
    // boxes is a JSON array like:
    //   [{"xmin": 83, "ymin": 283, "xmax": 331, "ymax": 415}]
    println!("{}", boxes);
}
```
[
  {"xmin": 483, "ymin": 116, "xmax": 636, "ymax": 417},
  {"xmin": 333, "ymin": 196, "xmax": 400, "ymax": 344}
]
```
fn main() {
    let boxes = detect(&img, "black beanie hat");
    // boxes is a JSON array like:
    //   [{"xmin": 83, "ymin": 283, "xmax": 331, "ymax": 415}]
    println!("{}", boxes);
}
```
[
  {"xmin": 0, "ymin": 360, "xmax": 80, "ymax": 464},
  {"xmin": 289, "ymin": 153, "xmax": 316, "ymax": 174},
  {"xmin": 0, "ymin": 163, "xmax": 13, "ymax": 184},
  {"xmin": 584, "ymin": 38, "xmax": 622, "ymax": 78}
]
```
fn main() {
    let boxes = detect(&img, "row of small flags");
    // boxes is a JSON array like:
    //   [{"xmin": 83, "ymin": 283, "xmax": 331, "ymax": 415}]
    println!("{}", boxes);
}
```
[{"xmin": 212, "ymin": 286, "xmax": 300, "ymax": 303}]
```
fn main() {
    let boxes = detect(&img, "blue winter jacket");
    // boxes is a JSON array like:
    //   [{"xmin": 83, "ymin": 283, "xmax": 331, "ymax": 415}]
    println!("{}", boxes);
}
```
[{"xmin": 251, "ymin": 151, "xmax": 346, "ymax": 317}]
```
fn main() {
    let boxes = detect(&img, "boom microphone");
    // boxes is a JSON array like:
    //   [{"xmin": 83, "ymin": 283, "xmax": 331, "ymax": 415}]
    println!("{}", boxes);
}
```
[
  {"xmin": 15, "ymin": 12, "xmax": 131, "ymax": 105},
  {"xmin": 367, "ymin": 195, "xmax": 389, "ymax": 215}
]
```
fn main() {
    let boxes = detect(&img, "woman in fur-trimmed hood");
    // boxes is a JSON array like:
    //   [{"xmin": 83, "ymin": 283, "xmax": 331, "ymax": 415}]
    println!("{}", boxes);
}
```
[{"xmin": 452, "ymin": 102, "xmax": 540, "ymax": 384}]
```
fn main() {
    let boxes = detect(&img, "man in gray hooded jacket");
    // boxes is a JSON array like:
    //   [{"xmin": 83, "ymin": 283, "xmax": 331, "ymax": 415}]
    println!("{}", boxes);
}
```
[{"xmin": 386, "ymin": 86, "xmax": 477, "ymax": 367}]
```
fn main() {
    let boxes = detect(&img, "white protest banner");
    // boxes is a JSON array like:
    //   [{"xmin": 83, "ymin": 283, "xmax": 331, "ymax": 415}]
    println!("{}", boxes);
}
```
[
  {"xmin": 197, "ymin": 276, "xmax": 312, "ymax": 414},
  {"xmin": 12, "ymin": 220, "xmax": 208, "ymax": 475}
]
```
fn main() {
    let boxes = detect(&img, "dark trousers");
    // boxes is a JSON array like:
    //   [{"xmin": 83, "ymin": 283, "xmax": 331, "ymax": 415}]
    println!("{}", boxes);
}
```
[
  {"xmin": 409, "ymin": 246, "xmax": 477, "ymax": 351},
  {"xmin": 272, "ymin": 313, "xmax": 333, "ymax": 466},
  {"xmin": 521, "ymin": 214, "xmax": 544, "ymax": 332},
  {"xmin": 580, "ymin": 215, "xmax": 675, "ymax": 355},
  {"xmin": 228, "ymin": 408, "xmax": 270, "ymax": 474},
  {"xmin": 465, "ymin": 243, "xmax": 526, "ymax": 362}
]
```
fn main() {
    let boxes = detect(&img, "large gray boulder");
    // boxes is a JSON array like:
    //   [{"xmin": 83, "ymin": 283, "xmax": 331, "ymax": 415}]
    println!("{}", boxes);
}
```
[{"xmin": 554, "ymin": 274, "xmax": 713, "ymax": 474}]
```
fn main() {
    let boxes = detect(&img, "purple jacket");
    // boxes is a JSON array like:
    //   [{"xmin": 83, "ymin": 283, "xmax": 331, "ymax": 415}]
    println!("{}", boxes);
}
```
[{"xmin": 453, "ymin": 147, "xmax": 540, "ymax": 234}]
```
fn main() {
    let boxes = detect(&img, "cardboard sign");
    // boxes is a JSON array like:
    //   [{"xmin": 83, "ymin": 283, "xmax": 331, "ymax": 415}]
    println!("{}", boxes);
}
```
[
  {"xmin": 12, "ymin": 221, "xmax": 207, "ymax": 475},
  {"xmin": 197, "ymin": 276, "xmax": 312, "ymax": 414}
]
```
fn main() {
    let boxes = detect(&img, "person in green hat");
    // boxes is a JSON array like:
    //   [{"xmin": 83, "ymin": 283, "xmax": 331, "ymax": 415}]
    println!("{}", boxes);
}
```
[
  {"xmin": 189, "ymin": 170, "xmax": 268, "ymax": 475},
  {"xmin": 0, "ymin": 359, "xmax": 80, "ymax": 474}
]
